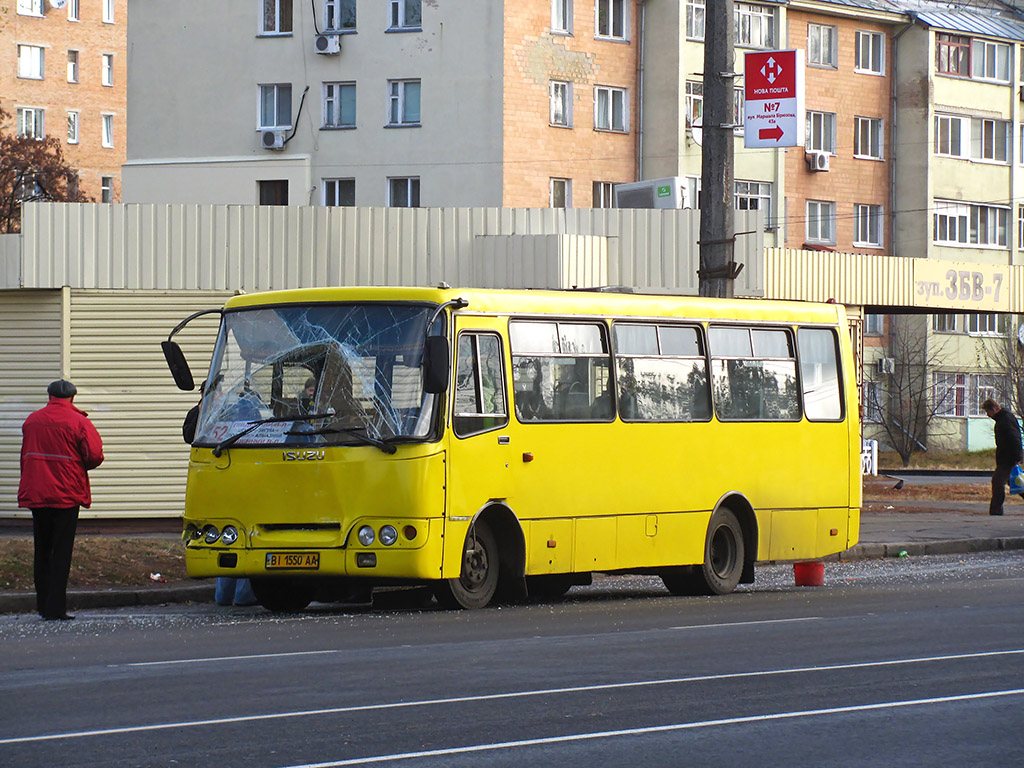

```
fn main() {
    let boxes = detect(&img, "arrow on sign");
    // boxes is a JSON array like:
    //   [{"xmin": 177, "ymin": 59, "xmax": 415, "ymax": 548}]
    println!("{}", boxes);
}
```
[
  {"xmin": 758, "ymin": 125, "xmax": 784, "ymax": 142},
  {"xmin": 760, "ymin": 57, "xmax": 783, "ymax": 84}
]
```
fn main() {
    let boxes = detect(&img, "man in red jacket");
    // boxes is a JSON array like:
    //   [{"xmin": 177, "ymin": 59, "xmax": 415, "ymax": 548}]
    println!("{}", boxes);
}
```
[{"xmin": 19, "ymin": 379, "xmax": 104, "ymax": 620}]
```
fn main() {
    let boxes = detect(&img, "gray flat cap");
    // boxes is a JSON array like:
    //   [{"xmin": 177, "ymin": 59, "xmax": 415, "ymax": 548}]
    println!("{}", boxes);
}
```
[{"xmin": 47, "ymin": 379, "xmax": 77, "ymax": 399}]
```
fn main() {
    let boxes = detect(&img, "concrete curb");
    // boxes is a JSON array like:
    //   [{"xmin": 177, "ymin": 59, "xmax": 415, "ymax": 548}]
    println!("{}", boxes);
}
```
[{"xmin": 833, "ymin": 536, "xmax": 1024, "ymax": 561}]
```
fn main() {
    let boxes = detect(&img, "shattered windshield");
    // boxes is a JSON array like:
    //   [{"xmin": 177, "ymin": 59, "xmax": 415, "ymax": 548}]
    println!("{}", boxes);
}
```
[{"xmin": 194, "ymin": 303, "xmax": 443, "ymax": 448}]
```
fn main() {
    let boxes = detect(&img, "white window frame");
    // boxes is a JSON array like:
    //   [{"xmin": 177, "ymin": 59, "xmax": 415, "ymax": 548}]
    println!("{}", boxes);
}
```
[
  {"xmin": 593, "ymin": 181, "xmax": 615, "ymax": 208},
  {"xmin": 806, "ymin": 200, "xmax": 835, "ymax": 244},
  {"xmin": 101, "ymin": 113, "xmax": 114, "ymax": 148},
  {"xmin": 685, "ymin": 81, "xmax": 703, "ymax": 128},
  {"xmin": 550, "ymin": 80, "xmax": 572, "ymax": 127},
  {"xmin": 594, "ymin": 85, "xmax": 627, "ymax": 133},
  {"xmin": 388, "ymin": 0, "xmax": 421, "ymax": 31},
  {"xmin": 259, "ymin": 84, "xmax": 293, "ymax": 129},
  {"xmin": 16, "ymin": 106, "xmax": 44, "ymax": 139},
  {"xmin": 387, "ymin": 177, "xmax": 420, "ymax": 207},
  {"xmin": 261, "ymin": 0, "xmax": 292, "ymax": 35},
  {"xmin": 323, "ymin": 82, "xmax": 356, "ymax": 128},
  {"xmin": 854, "ymin": 116, "xmax": 883, "ymax": 160},
  {"xmin": 735, "ymin": 3, "xmax": 774, "ymax": 49},
  {"xmin": 865, "ymin": 314, "xmax": 884, "ymax": 335},
  {"xmin": 101, "ymin": 54, "xmax": 114, "ymax": 87},
  {"xmin": 854, "ymin": 204, "xmax": 883, "ymax": 248},
  {"xmin": 686, "ymin": 0, "xmax": 705, "ymax": 41},
  {"xmin": 323, "ymin": 178, "xmax": 355, "ymax": 206},
  {"xmin": 550, "ymin": 177, "xmax": 571, "ymax": 208},
  {"xmin": 102, "ymin": 0, "xmax": 114, "ymax": 23},
  {"xmin": 595, "ymin": 0, "xmax": 627, "ymax": 41},
  {"xmin": 68, "ymin": 0, "xmax": 79, "ymax": 22},
  {"xmin": 17, "ymin": 45, "xmax": 44, "ymax": 80},
  {"xmin": 967, "ymin": 313, "xmax": 1000, "ymax": 336},
  {"xmin": 934, "ymin": 372, "xmax": 967, "ymax": 417},
  {"xmin": 67, "ymin": 50, "xmax": 79, "ymax": 83},
  {"xmin": 807, "ymin": 23, "xmax": 837, "ymax": 68},
  {"xmin": 324, "ymin": 0, "xmax": 356, "ymax": 31},
  {"xmin": 971, "ymin": 117, "xmax": 1010, "ymax": 164},
  {"xmin": 1018, "ymin": 204, "xmax": 1024, "ymax": 249},
  {"xmin": 933, "ymin": 201, "xmax": 970, "ymax": 245},
  {"xmin": 733, "ymin": 88, "xmax": 745, "ymax": 136},
  {"xmin": 855, "ymin": 30, "xmax": 884, "ymax": 74},
  {"xmin": 66, "ymin": 110, "xmax": 79, "ymax": 144},
  {"xmin": 933, "ymin": 200, "xmax": 1009, "ymax": 248},
  {"xmin": 552, "ymin": 0, "xmax": 572, "ymax": 34},
  {"xmin": 934, "ymin": 114, "xmax": 966, "ymax": 158},
  {"xmin": 100, "ymin": 176, "xmax": 113, "ymax": 204},
  {"xmin": 932, "ymin": 313, "xmax": 958, "ymax": 333},
  {"xmin": 735, "ymin": 180, "xmax": 772, "ymax": 230},
  {"xmin": 972, "ymin": 39, "xmax": 1010, "ymax": 83},
  {"xmin": 17, "ymin": 0, "xmax": 43, "ymax": 17},
  {"xmin": 806, "ymin": 110, "xmax": 836, "ymax": 154},
  {"xmin": 387, "ymin": 79, "xmax": 421, "ymax": 126},
  {"xmin": 863, "ymin": 379, "xmax": 884, "ymax": 423}
]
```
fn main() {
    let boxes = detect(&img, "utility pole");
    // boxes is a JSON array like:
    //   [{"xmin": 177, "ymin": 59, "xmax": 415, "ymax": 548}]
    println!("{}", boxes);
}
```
[{"xmin": 699, "ymin": 0, "xmax": 738, "ymax": 298}]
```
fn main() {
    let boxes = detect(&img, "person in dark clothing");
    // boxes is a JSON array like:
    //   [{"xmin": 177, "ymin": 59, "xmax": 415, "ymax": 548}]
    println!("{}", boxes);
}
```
[
  {"xmin": 983, "ymin": 398, "xmax": 1023, "ymax": 516},
  {"xmin": 19, "ymin": 379, "xmax": 104, "ymax": 620}
]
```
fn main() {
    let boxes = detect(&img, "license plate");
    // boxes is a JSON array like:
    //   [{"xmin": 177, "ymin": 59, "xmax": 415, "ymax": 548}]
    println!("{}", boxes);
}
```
[{"xmin": 265, "ymin": 552, "xmax": 320, "ymax": 570}]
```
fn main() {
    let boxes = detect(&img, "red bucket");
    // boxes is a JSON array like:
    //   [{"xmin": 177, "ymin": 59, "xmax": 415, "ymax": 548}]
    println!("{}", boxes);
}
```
[{"xmin": 793, "ymin": 561, "xmax": 825, "ymax": 587}]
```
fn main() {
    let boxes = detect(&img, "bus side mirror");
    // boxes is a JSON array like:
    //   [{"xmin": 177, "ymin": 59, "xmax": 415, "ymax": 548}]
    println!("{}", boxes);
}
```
[
  {"xmin": 161, "ymin": 340, "xmax": 196, "ymax": 391},
  {"xmin": 423, "ymin": 336, "xmax": 449, "ymax": 394}
]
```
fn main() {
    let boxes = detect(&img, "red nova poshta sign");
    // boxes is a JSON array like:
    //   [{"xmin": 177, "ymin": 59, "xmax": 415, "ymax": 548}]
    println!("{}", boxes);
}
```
[{"xmin": 744, "ymin": 49, "xmax": 804, "ymax": 148}]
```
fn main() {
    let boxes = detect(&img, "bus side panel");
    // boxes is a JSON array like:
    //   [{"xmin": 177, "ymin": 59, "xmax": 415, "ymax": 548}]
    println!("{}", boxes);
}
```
[
  {"xmin": 526, "ymin": 518, "xmax": 574, "ymax": 574},
  {"xmin": 614, "ymin": 511, "xmax": 710, "ymax": 570},
  {"xmin": 574, "ymin": 516, "xmax": 618, "ymax": 571},
  {"xmin": 767, "ymin": 507, "xmax": 850, "ymax": 561}
]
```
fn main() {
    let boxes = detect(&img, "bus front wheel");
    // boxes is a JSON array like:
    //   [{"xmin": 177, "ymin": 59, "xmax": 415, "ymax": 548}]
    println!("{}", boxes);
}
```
[
  {"xmin": 662, "ymin": 507, "xmax": 745, "ymax": 596},
  {"xmin": 435, "ymin": 523, "xmax": 499, "ymax": 609},
  {"xmin": 250, "ymin": 577, "xmax": 315, "ymax": 612}
]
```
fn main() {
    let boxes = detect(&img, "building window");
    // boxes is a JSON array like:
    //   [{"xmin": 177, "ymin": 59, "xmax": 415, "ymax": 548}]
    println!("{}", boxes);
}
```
[
  {"xmin": 863, "ymin": 380, "xmax": 884, "ymax": 423},
  {"xmin": 735, "ymin": 180, "xmax": 772, "ymax": 230},
  {"xmin": 550, "ymin": 81, "xmax": 572, "ymax": 127},
  {"xmin": 550, "ymin": 178, "xmax": 571, "ymax": 208},
  {"xmin": 101, "ymin": 113, "xmax": 114, "ymax": 147},
  {"xmin": 594, "ymin": 181, "xmax": 615, "ymax": 208},
  {"xmin": 387, "ymin": 80, "xmax": 421, "ymax": 126},
  {"xmin": 388, "ymin": 0, "xmax": 421, "ymax": 30},
  {"xmin": 17, "ymin": 45, "xmax": 43, "ymax": 80},
  {"xmin": 66, "ymin": 111, "xmax": 79, "ymax": 144},
  {"xmin": 933, "ymin": 200, "xmax": 1009, "ymax": 247},
  {"xmin": 972, "ymin": 39, "xmax": 1010, "ymax": 82},
  {"xmin": 594, "ymin": 86, "xmax": 627, "ymax": 132},
  {"xmin": 323, "ymin": 178, "xmax": 355, "ymax": 206},
  {"xmin": 934, "ymin": 114, "xmax": 965, "ymax": 157},
  {"xmin": 932, "ymin": 313, "xmax": 958, "ymax": 333},
  {"xmin": 261, "ymin": 0, "xmax": 293, "ymax": 34},
  {"xmin": 1018, "ymin": 204, "xmax": 1024, "ymax": 249},
  {"xmin": 686, "ymin": 0, "xmax": 705, "ymax": 41},
  {"xmin": 388, "ymin": 177, "xmax": 420, "ymax": 207},
  {"xmin": 68, "ymin": 0, "xmax": 78, "ymax": 21},
  {"xmin": 552, "ymin": 0, "xmax": 572, "ymax": 34},
  {"xmin": 102, "ymin": 0, "xmax": 114, "ymax": 23},
  {"xmin": 806, "ymin": 200, "xmax": 835, "ymax": 244},
  {"xmin": 17, "ymin": 0, "xmax": 42, "ymax": 16},
  {"xmin": 260, "ymin": 84, "xmax": 293, "ymax": 129},
  {"xmin": 16, "ymin": 107, "xmax": 44, "ymax": 139},
  {"xmin": 967, "ymin": 313, "xmax": 1000, "ymax": 336},
  {"xmin": 102, "ymin": 54, "xmax": 114, "ymax": 87},
  {"xmin": 323, "ymin": 82, "xmax": 356, "ymax": 128},
  {"xmin": 934, "ymin": 372, "xmax": 967, "ymax": 417},
  {"xmin": 971, "ymin": 118, "xmax": 1010, "ymax": 163},
  {"xmin": 596, "ymin": 0, "xmax": 626, "ymax": 39},
  {"xmin": 865, "ymin": 314, "xmax": 884, "ymax": 335},
  {"xmin": 854, "ymin": 117, "xmax": 883, "ymax": 159},
  {"xmin": 259, "ymin": 180, "xmax": 289, "ymax": 205},
  {"xmin": 324, "ymin": 0, "xmax": 356, "ymax": 31},
  {"xmin": 67, "ymin": 50, "xmax": 79, "ymax": 83},
  {"xmin": 101, "ymin": 176, "xmax": 113, "ymax": 204},
  {"xmin": 807, "ymin": 24, "xmax": 837, "ymax": 68},
  {"xmin": 806, "ymin": 111, "xmax": 836, "ymax": 154},
  {"xmin": 854, "ymin": 204, "xmax": 883, "ymax": 247},
  {"xmin": 685, "ymin": 81, "xmax": 703, "ymax": 128},
  {"xmin": 855, "ymin": 30, "xmax": 884, "ymax": 74},
  {"xmin": 936, "ymin": 33, "xmax": 970, "ymax": 77},
  {"xmin": 735, "ymin": 3, "xmax": 774, "ymax": 48}
]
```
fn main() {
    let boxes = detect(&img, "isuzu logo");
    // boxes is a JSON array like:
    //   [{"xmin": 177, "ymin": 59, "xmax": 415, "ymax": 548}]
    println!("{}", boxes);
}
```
[{"xmin": 282, "ymin": 449, "xmax": 325, "ymax": 461}]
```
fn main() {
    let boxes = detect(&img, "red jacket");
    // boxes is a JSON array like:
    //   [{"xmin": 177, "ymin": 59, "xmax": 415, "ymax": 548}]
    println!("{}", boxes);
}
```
[{"xmin": 19, "ymin": 397, "xmax": 104, "ymax": 509}]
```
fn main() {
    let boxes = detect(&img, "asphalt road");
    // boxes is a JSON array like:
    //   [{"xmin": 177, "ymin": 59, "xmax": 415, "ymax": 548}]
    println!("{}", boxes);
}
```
[{"xmin": 2, "ymin": 553, "xmax": 1023, "ymax": 767}]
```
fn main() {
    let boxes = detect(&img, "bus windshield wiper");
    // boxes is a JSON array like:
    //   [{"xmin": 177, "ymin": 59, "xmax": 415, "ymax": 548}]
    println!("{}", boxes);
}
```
[
  {"xmin": 290, "ymin": 425, "xmax": 398, "ymax": 455},
  {"xmin": 212, "ymin": 412, "xmax": 334, "ymax": 457}
]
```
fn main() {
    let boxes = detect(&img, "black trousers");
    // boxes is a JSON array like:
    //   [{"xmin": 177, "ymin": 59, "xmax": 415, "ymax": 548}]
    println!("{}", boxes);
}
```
[
  {"xmin": 31, "ymin": 506, "xmax": 80, "ymax": 618},
  {"xmin": 990, "ymin": 465, "xmax": 1019, "ymax": 516}
]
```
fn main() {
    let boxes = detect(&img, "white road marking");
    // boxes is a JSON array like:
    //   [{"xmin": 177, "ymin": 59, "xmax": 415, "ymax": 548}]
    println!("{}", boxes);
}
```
[
  {"xmin": 115, "ymin": 650, "xmax": 342, "ymax": 667},
  {"xmin": 4, "ymin": 648, "xmax": 1023, "ymax": 746},
  {"xmin": 275, "ymin": 688, "xmax": 1024, "ymax": 768},
  {"xmin": 668, "ymin": 616, "xmax": 822, "ymax": 630}
]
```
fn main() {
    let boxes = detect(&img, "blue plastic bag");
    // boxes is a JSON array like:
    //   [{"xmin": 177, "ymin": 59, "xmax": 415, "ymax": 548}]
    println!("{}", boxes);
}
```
[{"xmin": 1009, "ymin": 465, "xmax": 1024, "ymax": 495}]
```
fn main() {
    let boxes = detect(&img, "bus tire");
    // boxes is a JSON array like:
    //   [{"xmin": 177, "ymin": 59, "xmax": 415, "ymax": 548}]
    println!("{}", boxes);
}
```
[
  {"xmin": 434, "ymin": 522, "xmax": 499, "ymax": 609},
  {"xmin": 250, "ymin": 577, "xmax": 315, "ymax": 612},
  {"xmin": 662, "ymin": 507, "xmax": 745, "ymax": 596}
]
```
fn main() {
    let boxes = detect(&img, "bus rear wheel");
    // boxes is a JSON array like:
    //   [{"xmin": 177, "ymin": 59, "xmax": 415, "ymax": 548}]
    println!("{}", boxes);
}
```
[
  {"xmin": 662, "ymin": 507, "xmax": 745, "ymax": 596},
  {"xmin": 434, "ymin": 522, "xmax": 499, "ymax": 609},
  {"xmin": 250, "ymin": 577, "xmax": 315, "ymax": 612}
]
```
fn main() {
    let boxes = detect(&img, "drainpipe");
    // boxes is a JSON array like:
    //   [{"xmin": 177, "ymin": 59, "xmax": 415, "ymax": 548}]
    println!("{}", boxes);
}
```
[
  {"xmin": 890, "ymin": 21, "xmax": 914, "ymax": 260},
  {"xmin": 636, "ymin": 0, "xmax": 646, "ymax": 181}
]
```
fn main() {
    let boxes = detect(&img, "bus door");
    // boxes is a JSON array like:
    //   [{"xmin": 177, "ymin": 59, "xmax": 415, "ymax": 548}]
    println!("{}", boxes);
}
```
[{"xmin": 443, "ymin": 320, "xmax": 514, "ymax": 571}]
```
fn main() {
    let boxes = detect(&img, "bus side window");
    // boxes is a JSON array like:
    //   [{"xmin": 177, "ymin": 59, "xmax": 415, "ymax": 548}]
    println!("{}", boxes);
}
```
[
  {"xmin": 709, "ymin": 326, "xmax": 800, "ymax": 421},
  {"xmin": 453, "ymin": 332, "xmax": 509, "ymax": 437},
  {"xmin": 613, "ymin": 323, "xmax": 710, "ymax": 422},
  {"xmin": 797, "ymin": 327, "xmax": 843, "ymax": 420}
]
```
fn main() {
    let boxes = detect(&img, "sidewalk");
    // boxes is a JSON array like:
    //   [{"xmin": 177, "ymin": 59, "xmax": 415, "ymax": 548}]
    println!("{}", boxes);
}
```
[{"xmin": 2, "ymin": 504, "xmax": 1023, "ymax": 615}]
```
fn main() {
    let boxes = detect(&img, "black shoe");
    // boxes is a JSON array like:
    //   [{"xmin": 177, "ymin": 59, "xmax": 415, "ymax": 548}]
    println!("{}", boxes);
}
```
[
  {"xmin": 43, "ymin": 613, "xmax": 75, "ymax": 621},
  {"xmin": 990, "ymin": 512, "xmax": 1004, "ymax": 516}
]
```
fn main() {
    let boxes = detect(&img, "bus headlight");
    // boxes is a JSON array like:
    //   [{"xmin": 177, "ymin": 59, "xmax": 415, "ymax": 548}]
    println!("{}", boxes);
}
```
[
  {"xmin": 379, "ymin": 525, "xmax": 398, "ymax": 546},
  {"xmin": 183, "ymin": 523, "xmax": 199, "ymax": 542},
  {"xmin": 202, "ymin": 525, "xmax": 221, "ymax": 544},
  {"xmin": 357, "ymin": 525, "xmax": 375, "ymax": 546},
  {"xmin": 221, "ymin": 525, "xmax": 239, "ymax": 545}
]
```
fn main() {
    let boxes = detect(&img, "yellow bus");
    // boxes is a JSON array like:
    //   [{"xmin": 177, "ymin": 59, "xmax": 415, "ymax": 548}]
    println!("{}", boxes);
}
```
[{"xmin": 162, "ymin": 286, "xmax": 860, "ymax": 610}]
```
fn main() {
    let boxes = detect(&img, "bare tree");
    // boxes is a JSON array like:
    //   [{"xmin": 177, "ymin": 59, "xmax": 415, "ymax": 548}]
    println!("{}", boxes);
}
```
[
  {"xmin": 0, "ymin": 104, "xmax": 90, "ymax": 234},
  {"xmin": 975, "ymin": 315, "xmax": 1024, "ymax": 417},
  {"xmin": 864, "ymin": 315, "xmax": 955, "ymax": 467}
]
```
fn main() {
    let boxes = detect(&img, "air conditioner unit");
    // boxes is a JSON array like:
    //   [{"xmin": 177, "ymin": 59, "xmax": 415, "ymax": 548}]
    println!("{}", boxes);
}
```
[
  {"xmin": 261, "ymin": 129, "xmax": 286, "ymax": 150},
  {"xmin": 613, "ymin": 176, "xmax": 691, "ymax": 209},
  {"xmin": 314, "ymin": 34, "xmax": 341, "ymax": 54},
  {"xmin": 876, "ymin": 357, "xmax": 895, "ymax": 375},
  {"xmin": 806, "ymin": 151, "xmax": 830, "ymax": 172}
]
